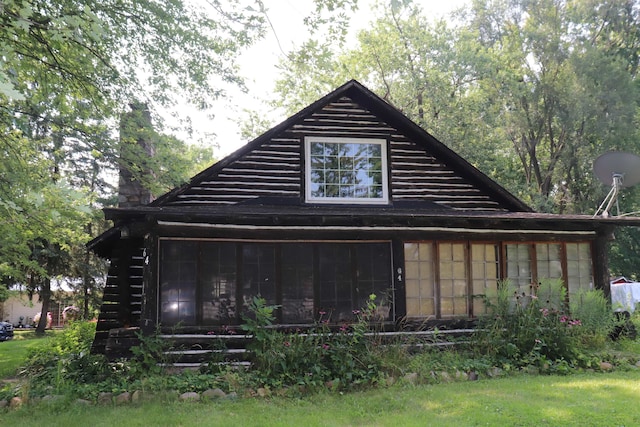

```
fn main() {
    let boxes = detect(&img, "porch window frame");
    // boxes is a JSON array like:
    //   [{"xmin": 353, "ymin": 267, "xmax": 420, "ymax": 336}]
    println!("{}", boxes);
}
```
[{"xmin": 156, "ymin": 238, "xmax": 394, "ymax": 327}]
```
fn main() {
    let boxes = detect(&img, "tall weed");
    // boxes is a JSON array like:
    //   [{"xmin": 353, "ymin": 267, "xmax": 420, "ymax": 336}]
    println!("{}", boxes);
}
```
[{"xmin": 570, "ymin": 289, "xmax": 617, "ymax": 348}]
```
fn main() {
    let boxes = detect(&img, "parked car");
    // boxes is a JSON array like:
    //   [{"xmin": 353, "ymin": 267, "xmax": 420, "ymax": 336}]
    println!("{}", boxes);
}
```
[{"xmin": 0, "ymin": 321, "xmax": 14, "ymax": 341}]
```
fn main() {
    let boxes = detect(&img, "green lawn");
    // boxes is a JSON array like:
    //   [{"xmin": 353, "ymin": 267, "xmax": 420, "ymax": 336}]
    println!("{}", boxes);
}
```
[
  {"xmin": 1, "ymin": 370, "xmax": 639, "ymax": 426},
  {"xmin": 0, "ymin": 331, "xmax": 53, "ymax": 378}
]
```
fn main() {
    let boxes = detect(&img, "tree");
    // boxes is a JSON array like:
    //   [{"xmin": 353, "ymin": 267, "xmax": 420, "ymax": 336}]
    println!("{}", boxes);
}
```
[
  {"xmin": 465, "ymin": 0, "xmax": 638, "ymax": 212},
  {"xmin": 0, "ymin": 0, "xmax": 267, "ymax": 328},
  {"xmin": 272, "ymin": 0, "xmax": 640, "ymax": 275}
]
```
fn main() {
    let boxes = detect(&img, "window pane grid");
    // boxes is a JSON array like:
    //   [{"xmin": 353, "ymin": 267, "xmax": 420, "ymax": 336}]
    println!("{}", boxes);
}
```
[
  {"xmin": 566, "ymin": 243, "xmax": 593, "ymax": 294},
  {"xmin": 281, "ymin": 245, "xmax": 314, "ymax": 323},
  {"xmin": 471, "ymin": 244, "xmax": 499, "ymax": 315},
  {"xmin": 160, "ymin": 241, "xmax": 199, "ymax": 326},
  {"xmin": 505, "ymin": 244, "xmax": 532, "ymax": 290},
  {"xmin": 536, "ymin": 243, "xmax": 562, "ymax": 281},
  {"xmin": 306, "ymin": 137, "xmax": 388, "ymax": 203},
  {"xmin": 200, "ymin": 242, "xmax": 237, "ymax": 324},
  {"xmin": 404, "ymin": 243, "xmax": 435, "ymax": 317},
  {"xmin": 439, "ymin": 243, "xmax": 468, "ymax": 317}
]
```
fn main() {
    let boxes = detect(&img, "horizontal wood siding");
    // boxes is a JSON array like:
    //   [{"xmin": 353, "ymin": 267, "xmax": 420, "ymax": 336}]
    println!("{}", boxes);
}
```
[
  {"xmin": 168, "ymin": 139, "xmax": 302, "ymax": 205},
  {"xmin": 91, "ymin": 244, "xmax": 144, "ymax": 355},
  {"xmin": 164, "ymin": 97, "xmax": 506, "ymax": 210},
  {"xmin": 389, "ymin": 138, "xmax": 504, "ymax": 210}
]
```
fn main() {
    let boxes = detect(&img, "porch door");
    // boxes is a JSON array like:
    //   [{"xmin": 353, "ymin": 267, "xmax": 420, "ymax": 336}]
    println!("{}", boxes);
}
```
[{"xmin": 317, "ymin": 242, "xmax": 392, "ymax": 322}]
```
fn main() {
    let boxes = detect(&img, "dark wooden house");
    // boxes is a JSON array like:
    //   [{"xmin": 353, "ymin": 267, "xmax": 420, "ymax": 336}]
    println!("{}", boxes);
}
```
[{"xmin": 89, "ymin": 80, "xmax": 640, "ymax": 357}]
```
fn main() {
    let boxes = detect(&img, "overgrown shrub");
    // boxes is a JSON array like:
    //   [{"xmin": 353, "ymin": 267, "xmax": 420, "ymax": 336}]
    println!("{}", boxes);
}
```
[
  {"xmin": 242, "ymin": 295, "xmax": 383, "ymax": 391},
  {"xmin": 20, "ymin": 321, "xmax": 113, "ymax": 396},
  {"xmin": 129, "ymin": 325, "xmax": 176, "ymax": 377},
  {"xmin": 473, "ymin": 279, "xmax": 583, "ymax": 369}
]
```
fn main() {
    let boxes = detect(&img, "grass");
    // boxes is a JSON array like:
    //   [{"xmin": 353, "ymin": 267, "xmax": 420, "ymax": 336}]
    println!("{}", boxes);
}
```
[
  {"xmin": 1, "ymin": 370, "xmax": 639, "ymax": 426},
  {"xmin": 0, "ymin": 330, "xmax": 55, "ymax": 378}
]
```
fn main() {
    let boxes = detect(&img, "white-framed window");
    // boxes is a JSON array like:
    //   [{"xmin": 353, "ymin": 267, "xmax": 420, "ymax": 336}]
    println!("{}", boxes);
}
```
[{"xmin": 305, "ymin": 137, "xmax": 389, "ymax": 204}]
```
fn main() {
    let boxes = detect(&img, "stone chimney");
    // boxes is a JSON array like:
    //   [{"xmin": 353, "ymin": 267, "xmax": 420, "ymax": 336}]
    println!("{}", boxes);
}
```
[{"xmin": 118, "ymin": 102, "xmax": 155, "ymax": 208}]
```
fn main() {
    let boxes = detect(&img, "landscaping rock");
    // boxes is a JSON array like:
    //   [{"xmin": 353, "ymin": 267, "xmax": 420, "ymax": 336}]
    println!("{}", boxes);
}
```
[
  {"xmin": 487, "ymin": 367, "xmax": 503, "ymax": 378},
  {"xmin": 9, "ymin": 397, "xmax": 23, "ymax": 408},
  {"xmin": 202, "ymin": 388, "xmax": 226, "ymax": 399},
  {"xmin": 179, "ymin": 392, "xmax": 200, "ymax": 402},
  {"xmin": 256, "ymin": 387, "xmax": 270, "ymax": 397},
  {"xmin": 116, "ymin": 392, "xmax": 131, "ymax": 405},
  {"xmin": 227, "ymin": 392, "xmax": 238, "ymax": 400},
  {"xmin": 386, "ymin": 376, "xmax": 396, "ymax": 387},
  {"xmin": 0, "ymin": 399, "xmax": 8, "ymax": 408},
  {"xmin": 131, "ymin": 390, "xmax": 144, "ymax": 403},
  {"xmin": 403, "ymin": 372, "xmax": 418, "ymax": 384},
  {"xmin": 42, "ymin": 395, "xmax": 64, "ymax": 403},
  {"xmin": 599, "ymin": 362, "xmax": 613, "ymax": 371},
  {"xmin": 439, "ymin": 371, "xmax": 452, "ymax": 383},
  {"xmin": 454, "ymin": 370, "xmax": 468, "ymax": 381},
  {"xmin": 635, "ymin": 360, "xmax": 640, "ymax": 368},
  {"xmin": 525, "ymin": 365, "xmax": 540, "ymax": 375},
  {"xmin": 468, "ymin": 371, "xmax": 479, "ymax": 381},
  {"xmin": 98, "ymin": 392, "xmax": 114, "ymax": 405},
  {"xmin": 76, "ymin": 399, "xmax": 92, "ymax": 406}
]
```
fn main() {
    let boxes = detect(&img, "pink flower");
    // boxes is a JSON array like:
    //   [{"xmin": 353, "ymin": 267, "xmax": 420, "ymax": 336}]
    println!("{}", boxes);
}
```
[
  {"xmin": 319, "ymin": 310, "xmax": 327, "ymax": 316},
  {"xmin": 568, "ymin": 319, "xmax": 582, "ymax": 327},
  {"xmin": 322, "ymin": 343, "xmax": 330, "ymax": 350},
  {"xmin": 535, "ymin": 339, "xmax": 542, "ymax": 344},
  {"xmin": 284, "ymin": 341, "xmax": 291, "ymax": 347},
  {"xmin": 339, "ymin": 324, "xmax": 348, "ymax": 332},
  {"xmin": 352, "ymin": 310, "xmax": 361, "ymax": 315}
]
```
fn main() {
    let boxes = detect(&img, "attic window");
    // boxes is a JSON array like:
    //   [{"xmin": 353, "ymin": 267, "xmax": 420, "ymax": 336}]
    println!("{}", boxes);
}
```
[{"xmin": 305, "ymin": 137, "xmax": 389, "ymax": 204}]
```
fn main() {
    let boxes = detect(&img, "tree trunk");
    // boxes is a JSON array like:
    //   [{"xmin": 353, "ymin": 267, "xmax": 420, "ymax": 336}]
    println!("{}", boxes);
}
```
[{"xmin": 36, "ymin": 277, "xmax": 51, "ymax": 335}]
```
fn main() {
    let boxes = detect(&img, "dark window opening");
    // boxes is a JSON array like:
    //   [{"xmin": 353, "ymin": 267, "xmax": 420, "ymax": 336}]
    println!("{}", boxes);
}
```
[{"xmin": 159, "ymin": 240, "xmax": 393, "ymax": 327}]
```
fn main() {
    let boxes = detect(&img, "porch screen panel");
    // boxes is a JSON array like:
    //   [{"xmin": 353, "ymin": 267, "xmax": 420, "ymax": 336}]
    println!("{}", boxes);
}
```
[
  {"xmin": 281, "ymin": 244, "xmax": 314, "ymax": 323},
  {"xmin": 160, "ymin": 241, "xmax": 197, "ymax": 326},
  {"xmin": 242, "ymin": 244, "xmax": 277, "ymax": 311},
  {"xmin": 355, "ymin": 243, "xmax": 392, "ymax": 319},
  {"xmin": 471, "ymin": 243, "xmax": 499, "ymax": 315},
  {"xmin": 505, "ymin": 244, "xmax": 532, "ymax": 292},
  {"xmin": 200, "ymin": 242, "xmax": 237, "ymax": 324},
  {"xmin": 535, "ymin": 243, "xmax": 562, "ymax": 282},
  {"xmin": 404, "ymin": 242, "xmax": 435, "ymax": 317},
  {"xmin": 318, "ymin": 244, "xmax": 352, "ymax": 321},
  {"xmin": 439, "ymin": 243, "xmax": 468, "ymax": 317},
  {"xmin": 566, "ymin": 242, "xmax": 593, "ymax": 295}
]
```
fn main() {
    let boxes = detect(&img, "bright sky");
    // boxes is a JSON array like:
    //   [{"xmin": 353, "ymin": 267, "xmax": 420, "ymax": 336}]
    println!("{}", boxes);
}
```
[{"xmin": 183, "ymin": 0, "xmax": 470, "ymax": 157}]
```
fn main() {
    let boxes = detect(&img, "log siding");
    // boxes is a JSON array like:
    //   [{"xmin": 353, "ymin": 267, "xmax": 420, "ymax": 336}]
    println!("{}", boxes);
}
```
[
  {"xmin": 91, "ymin": 242, "xmax": 144, "ymax": 354},
  {"xmin": 163, "ymin": 97, "xmax": 507, "ymax": 210}
]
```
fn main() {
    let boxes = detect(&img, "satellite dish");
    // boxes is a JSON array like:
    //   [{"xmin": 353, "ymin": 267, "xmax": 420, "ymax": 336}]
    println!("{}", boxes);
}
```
[{"xmin": 593, "ymin": 151, "xmax": 640, "ymax": 217}]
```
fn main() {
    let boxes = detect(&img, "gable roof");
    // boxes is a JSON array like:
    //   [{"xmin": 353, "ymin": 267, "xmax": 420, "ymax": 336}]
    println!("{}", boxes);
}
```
[
  {"xmin": 151, "ymin": 80, "xmax": 532, "ymax": 212},
  {"xmin": 90, "ymin": 80, "xmax": 640, "ymax": 257}
]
